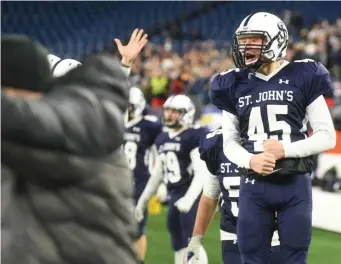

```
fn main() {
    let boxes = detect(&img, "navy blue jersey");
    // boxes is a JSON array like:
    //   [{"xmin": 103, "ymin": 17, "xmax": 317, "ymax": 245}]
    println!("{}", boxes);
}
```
[
  {"xmin": 210, "ymin": 60, "xmax": 333, "ymax": 154},
  {"xmin": 155, "ymin": 126, "xmax": 208, "ymax": 193},
  {"xmin": 124, "ymin": 115, "xmax": 163, "ymax": 186},
  {"xmin": 199, "ymin": 127, "xmax": 240, "ymax": 234}
]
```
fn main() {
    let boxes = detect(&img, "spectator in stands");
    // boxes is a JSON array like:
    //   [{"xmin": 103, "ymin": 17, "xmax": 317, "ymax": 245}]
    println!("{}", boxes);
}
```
[
  {"xmin": 191, "ymin": 27, "xmax": 202, "ymax": 41},
  {"xmin": 291, "ymin": 12, "xmax": 304, "ymax": 32},
  {"xmin": 146, "ymin": 66, "xmax": 170, "ymax": 110},
  {"xmin": 332, "ymin": 105, "xmax": 341, "ymax": 130},
  {"xmin": 2, "ymin": 30, "xmax": 148, "ymax": 264},
  {"xmin": 332, "ymin": 81, "xmax": 341, "ymax": 130},
  {"xmin": 330, "ymin": 36, "xmax": 341, "ymax": 79}
]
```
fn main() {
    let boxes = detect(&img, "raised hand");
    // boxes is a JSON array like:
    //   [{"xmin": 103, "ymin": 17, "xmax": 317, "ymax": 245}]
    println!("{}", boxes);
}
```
[{"xmin": 114, "ymin": 28, "xmax": 148, "ymax": 67}]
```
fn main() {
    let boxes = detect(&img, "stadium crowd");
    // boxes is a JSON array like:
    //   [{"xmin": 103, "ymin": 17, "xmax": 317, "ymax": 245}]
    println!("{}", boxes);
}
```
[{"xmin": 127, "ymin": 13, "xmax": 341, "ymax": 118}]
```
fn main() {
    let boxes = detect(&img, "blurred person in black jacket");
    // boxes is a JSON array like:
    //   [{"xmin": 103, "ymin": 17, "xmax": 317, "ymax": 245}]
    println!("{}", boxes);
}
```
[{"xmin": 1, "ymin": 29, "xmax": 148, "ymax": 264}]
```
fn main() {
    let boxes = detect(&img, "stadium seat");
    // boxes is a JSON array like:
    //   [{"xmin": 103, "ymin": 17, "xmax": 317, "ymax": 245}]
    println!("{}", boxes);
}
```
[{"xmin": 1, "ymin": 1, "xmax": 203, "ymax": 59}]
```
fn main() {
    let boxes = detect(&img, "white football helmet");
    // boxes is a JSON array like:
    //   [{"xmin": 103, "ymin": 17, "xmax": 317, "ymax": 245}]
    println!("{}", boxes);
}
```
[
  {"xmin": 47, "ymin": 54, "xmax": 82, "ymax": 77},
  {"xmin": 47, "ymin": 54, "xmax": 61, "ymax": 69},
  {"xmin": 232, "ymin": 12, "xmax": 289, "ymax": 70},
  {"xmin": 125, "ymin": 87, "xmax": 147, "ymax": 122},
  {"xmin": 162, "ymin": 94, "xmax": 195, "ymax": 128}
]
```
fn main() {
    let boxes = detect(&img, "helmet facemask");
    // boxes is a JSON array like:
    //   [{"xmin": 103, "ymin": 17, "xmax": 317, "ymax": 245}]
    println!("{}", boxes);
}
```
[
  {"xmin": 162, "ymin": 107, "xmax": 185, "ymax": 129},
  {"xmin": 232, "ymin": 26, "xmax": 288, "ymax": 72}
]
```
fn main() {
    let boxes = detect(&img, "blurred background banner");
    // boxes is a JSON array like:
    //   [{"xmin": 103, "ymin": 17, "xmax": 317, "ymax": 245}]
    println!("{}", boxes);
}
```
[
  {"xmin": 200, "ymin": 104, "xmax": 222, "ymax": 130},
  {"xmin": 312, "ymin": 188, "xmax": 341, "ymax": 233},
  {"xmin": 2, "ymin": 0, "xmax": 340, "ymax": 233}
]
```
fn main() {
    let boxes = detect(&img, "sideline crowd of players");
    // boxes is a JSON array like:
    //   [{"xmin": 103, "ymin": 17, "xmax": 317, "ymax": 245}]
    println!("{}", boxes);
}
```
[
  {"xmin": 48, "ymin": 12, "xmax": 336, "ymax": 264},
  {"xmin": 124, "ymin": 86, "xmax": 280, "ymax": 264}
]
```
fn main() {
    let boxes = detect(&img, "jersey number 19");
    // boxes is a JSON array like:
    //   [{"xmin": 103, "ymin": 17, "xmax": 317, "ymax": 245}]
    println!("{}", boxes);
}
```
[{"xmin": 159, "ymin": 152, "xmax": 181, "ymax": 184}]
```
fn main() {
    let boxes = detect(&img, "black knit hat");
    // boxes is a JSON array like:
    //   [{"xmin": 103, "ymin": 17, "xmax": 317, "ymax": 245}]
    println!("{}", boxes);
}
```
[{"xmin": 1, "ymin": 34, "xmax": 51, "ymax": 92}]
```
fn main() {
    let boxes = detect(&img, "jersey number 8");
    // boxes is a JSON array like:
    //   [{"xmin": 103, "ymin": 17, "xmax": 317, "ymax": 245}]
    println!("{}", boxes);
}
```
[{"xmin": 124, "ymin": 141, "xmax": 138, "ymax": 170}]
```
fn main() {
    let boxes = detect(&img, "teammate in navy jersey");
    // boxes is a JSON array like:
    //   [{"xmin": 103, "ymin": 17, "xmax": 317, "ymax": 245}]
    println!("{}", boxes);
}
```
[
  {"xmin": 124, "ymin": 87, "xmax": 163, "ymax": 264},
  {"xmin": 135, "ymin": 94, "xmax": 209, "ymax": 264},
  {"xmin": 210, "ymin": 12, "xmax": 336, "ymax": 264},
  {"xmin": 184, "ymin": 127, "xmax": 280, "ymax": 264}
]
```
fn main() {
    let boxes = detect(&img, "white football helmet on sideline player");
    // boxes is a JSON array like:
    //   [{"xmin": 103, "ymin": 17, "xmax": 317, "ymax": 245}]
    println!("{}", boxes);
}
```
[
  {"xmin": 125, "ymin": 86, "xmax": 147, "ymax": 123},
  {"xmin": 47, "ymin": 54, "xmax": 82, "ymax": 77},
  {"xmin": 47, "ymin": 54, "xmax": 61, "ymax": 69},
  {"xmin": 162, "ymin": 94, "xmax": 196, "ymax": 128},
  {"xmin": 232, "ymin": 12, "xmax": 289, "ymax": 70}
]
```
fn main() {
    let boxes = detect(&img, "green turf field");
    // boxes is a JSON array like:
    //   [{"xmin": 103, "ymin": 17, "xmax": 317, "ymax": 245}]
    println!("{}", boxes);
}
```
[{"xmin": 145, "ymin": 207, "xmax": 341, "ymax": 264}]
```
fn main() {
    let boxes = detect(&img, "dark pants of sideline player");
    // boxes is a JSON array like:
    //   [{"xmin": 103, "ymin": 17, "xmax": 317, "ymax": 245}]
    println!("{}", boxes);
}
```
[
  {"xmin": 237, "ymin": 173, "xmax": 312, "ymax": 264},
  {"xmin": 167, "ymin": 189, "xmax": 201, "ymax": 251},
  {"xmin": 222, "ymin": 241, "xmax": 280, "ymax": 264},
  {"xmin": 135, "ymin": 183, "xmax": 149, "ymax": 238}
]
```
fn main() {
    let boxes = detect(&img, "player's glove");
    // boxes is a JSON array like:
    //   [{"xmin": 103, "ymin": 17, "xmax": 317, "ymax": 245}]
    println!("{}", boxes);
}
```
[
  {"xmin": 183, "ymin": 235, "xmax": 203, "ymax": 263},
  {"xmin": 135, "ymin": 198, "xmax": 147, "ymax": 222},
  {"xmin": 175, "ymin": 196, "xmax": 194, "ymax": 213},
  {"xmin": 156, "ymin": 183, "xmax": 168, "ymax": 203}
]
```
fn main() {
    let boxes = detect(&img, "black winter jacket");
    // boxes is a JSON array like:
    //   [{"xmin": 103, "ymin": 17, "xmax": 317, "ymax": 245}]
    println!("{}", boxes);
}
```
[{"xmin": 1, "ymin": 55, "xmax": 138, "ymax": 264}]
